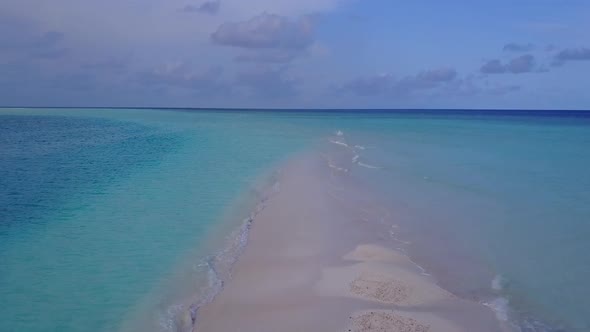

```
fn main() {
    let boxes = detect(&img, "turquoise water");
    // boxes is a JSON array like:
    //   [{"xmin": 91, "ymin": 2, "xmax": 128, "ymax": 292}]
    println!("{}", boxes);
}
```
[
  {"xmin": 1, "ymin": 109, "xmax": 589, "ymax": 331},
  {"xmin": 337, "ymin": 115, "xmax": 590, "ymax": 331},
  {"xmin": 0, "ymin": 109, "xmax": 319, "ymax": 331}
]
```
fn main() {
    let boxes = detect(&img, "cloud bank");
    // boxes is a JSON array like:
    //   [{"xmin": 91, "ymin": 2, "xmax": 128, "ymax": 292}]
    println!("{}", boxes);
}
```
[{"xmin": 211, "ymin": 13, "xmax": 314, "ymax": 50}]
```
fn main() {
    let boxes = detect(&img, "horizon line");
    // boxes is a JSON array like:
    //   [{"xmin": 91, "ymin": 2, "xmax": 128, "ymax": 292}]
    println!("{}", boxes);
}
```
[{"xmin": 2, "ymin": 106, "xmax": 590, "ymax": 111}]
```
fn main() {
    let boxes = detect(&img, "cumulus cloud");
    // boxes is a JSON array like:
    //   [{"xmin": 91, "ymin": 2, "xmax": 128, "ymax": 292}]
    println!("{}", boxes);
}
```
[
  {"xmin": 341, "ymin": 73, "xmax": 394, "ymax": 96},
  {"xmin": 339, "ymin": 68, "xmax": 457, "ymax": 96},
  {"xmin": 481, "ymin": 59, "xmax": 506, "ymax": 74},
  {"xmin": 507, "ymin": 54, "xmax": 535, "ymax": 73},
  {"xmin": 436, "ymin": 75, "xmax": 482, "ymax": 97},
  {"xmin": 211, "ymin": 13, "xmax": 314, "ymax": 50},
  {"xmin": 553, "ymin": 47, "xmax": 590, "ymax": 66},
  {"xmin": 137, "ymin": 62, "xmax": 226, "ymax": 93},
  {"xmin": 480, "ymin": 55, "xmax": 536, "ymax": 74},
  {"xmin": 400, "ymin": 67, "xmax": 457, "ymax": 89},
  {"xmin": 435, "ymin": 75, "xmax": 522, "ymax": 98},
  {"xmin": 0, "ymin": 16, "xmax": 68, "ymax": 60},
  {"xmin": 181, "ymin": 1, "xmax": 221, "ymax": 14},
  {"xmin": 545, "ymin": 44, "xmax": 558, "ymax": 52},
  {"xmin": 234, "ymin": 49, "xmax": 301, "ymax": 63},
  {"xmin": 235, "ymin": 66, "xmax": 299, "ymax": 98},
  {"xmin": 503, "ymin": 43, "xmax": 535, "ymax": 52},
  {"xmin": 339, "ymin": 68, "xmax": 522, "ymax": 100},
  {"xmin": 423, "ymin": 68, "xmax": 458, "ymax": 82}
]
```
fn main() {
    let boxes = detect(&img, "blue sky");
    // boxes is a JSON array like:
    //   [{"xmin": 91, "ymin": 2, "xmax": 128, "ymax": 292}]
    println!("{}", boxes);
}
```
[{"xmin": 1, "ymin": 0, "xmax": 589, "ymax": 109}]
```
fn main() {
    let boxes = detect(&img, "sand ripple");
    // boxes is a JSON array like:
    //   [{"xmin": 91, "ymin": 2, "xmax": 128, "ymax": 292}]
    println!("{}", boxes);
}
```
[
  {"xmin": 350, "ymin": 311, "xmax": 430, "ymax": 332},
  {"xmin": 350, "ymin": 274, "xmax": 411, "ymax": 304}
]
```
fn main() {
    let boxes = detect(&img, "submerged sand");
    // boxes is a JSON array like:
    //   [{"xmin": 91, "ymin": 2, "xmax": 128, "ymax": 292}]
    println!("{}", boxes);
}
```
[{"xmin": 192, "ymin": 152, "xmax": 508, "ymax": 332}]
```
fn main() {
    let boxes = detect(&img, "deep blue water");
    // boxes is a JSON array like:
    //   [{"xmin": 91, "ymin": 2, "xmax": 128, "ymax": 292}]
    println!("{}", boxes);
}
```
[
  {"xmin": 1, "ymin": 115, "xmax": 182, "ymax": 231},
  {"xmin": 0, "ymin": 109, "xmax": 316, "ymax": 331}
]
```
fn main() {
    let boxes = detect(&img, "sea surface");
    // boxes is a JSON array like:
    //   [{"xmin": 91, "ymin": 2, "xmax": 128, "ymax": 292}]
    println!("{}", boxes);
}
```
[{"xmin": 0, "ymin": 108, "xmax": 589, "ymax": 332}]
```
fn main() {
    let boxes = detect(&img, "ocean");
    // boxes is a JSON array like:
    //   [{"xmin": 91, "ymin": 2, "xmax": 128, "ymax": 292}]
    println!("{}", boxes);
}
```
[{"xmin": 0, "ymin": 108, "xmax": 589, "ymax": 331}]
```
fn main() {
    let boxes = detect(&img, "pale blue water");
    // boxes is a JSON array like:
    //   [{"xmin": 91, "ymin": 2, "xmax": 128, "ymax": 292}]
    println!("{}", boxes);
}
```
[
  {"xmin": 337, "ymin": 114, "xmax": 590, "ymax": 331},
  {"xmin": 1, "ymin": 108, "xmax": 589, "ymax": 332}
]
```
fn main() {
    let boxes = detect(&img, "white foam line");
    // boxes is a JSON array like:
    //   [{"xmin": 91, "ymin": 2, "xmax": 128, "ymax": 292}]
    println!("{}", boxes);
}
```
[
  {"xmin": 176, "ymin": 178, "xmax": 282, "ymax": 332},
  {"xmin": 415, "ymin": 264, "xmax": 432, "ymax": 277},
  {"xmin": 352, "ymin": 154, "xmax": 360, "ymax": 163},
  {"xmin": 357, "ymin": 162, "xmax": 382, "ymax": 169},
  {"xmin": 391, "ymin": 237, "xmax": 412, "ymax": 245},
  {"xmin": 323, "ymin": 154, "xmax": 349, "ymax": 173},
  {"xmin": 482, "ymin": 297, "xmax": 510, "ymax": 322},
  {"xmin": 328, "ymin": 139, "xmax": 349, "ymax": 148},
  {"xmin": 328, "ymin": 162, "xmax": 349, "ymax": 173}
]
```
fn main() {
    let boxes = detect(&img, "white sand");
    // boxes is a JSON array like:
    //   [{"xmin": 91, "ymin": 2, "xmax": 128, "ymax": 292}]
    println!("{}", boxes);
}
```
[{"xmin": 193, "ymin": 154, "xmax": 507, "ymax": 332}]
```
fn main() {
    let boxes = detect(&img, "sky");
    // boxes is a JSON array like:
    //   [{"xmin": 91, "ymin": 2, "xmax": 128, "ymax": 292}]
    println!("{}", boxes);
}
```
[{"xmin": 1, "ymin": 0, "xmax": 589, "ymax": 109}]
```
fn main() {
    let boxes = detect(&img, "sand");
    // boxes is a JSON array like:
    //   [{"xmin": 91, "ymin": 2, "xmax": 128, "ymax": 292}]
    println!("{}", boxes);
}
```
[
  {"xmin": 349, "ymin": 311, "xmax": 431, "ymax": 332},
  {"xmin": 193, "ymin": 153, "xmax": 507, "ymax": 332}
]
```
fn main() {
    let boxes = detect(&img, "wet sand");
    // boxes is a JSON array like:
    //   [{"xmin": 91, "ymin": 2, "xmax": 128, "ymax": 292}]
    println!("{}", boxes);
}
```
[{"xmin": 193, "ymin": 153, "xmax": 507, "ymax": 332}]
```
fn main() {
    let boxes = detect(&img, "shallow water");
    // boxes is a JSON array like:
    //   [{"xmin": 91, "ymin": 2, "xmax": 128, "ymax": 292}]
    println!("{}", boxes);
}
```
[
  {"xmin": 328, "ymin": 114, "xmax": 590, "ymax": 331},
  {"xmin": 0, "ymin": 109, "xmax": 318, "ymax": 331},
  {"xmin": 1, "ymin": 108, "xmax": 589, "ymax": 331}
]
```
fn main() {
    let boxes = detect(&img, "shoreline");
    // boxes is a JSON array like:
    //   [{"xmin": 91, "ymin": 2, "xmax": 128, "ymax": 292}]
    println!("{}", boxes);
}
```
[
  {"xmin": 141, "ymin": 166, "xmax": 285, "ymax": 332},
  {"xmin": 191, "ymin": 151, "xmax": 508, "ymax": 332},
  {"xmin": 3, "ymin": 110, "xmax": 586, "ymax": 332}
]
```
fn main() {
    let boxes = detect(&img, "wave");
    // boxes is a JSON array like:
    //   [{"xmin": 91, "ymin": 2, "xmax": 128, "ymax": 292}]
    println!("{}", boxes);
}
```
[
  {"xmin": 328, "ymin": 138, "xmax": 349, "ymax": 148},
  {"xmin": 357, "ymin": 162, "xmax": 382, "ymax": 169},
  {"xmin": 323, "ymin": 131, "xmax": 563, "ymax": 332},
  {"xmin": 484, "ymin": 275, "xmax": 562, "ymax": 332},
  {"xmin": 159, "ymin": 177, "xmax": 281, "ymax": 332},
  {"xmin": 483, "ymin": 297, "xmax": 510, "ymax": 322}
]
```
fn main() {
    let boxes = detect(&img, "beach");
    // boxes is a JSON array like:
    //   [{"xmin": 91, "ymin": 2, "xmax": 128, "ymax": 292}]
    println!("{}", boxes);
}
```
[
  {"xmin": 193, "ymin": 151, "xmax": 506, "ymax": 332},
  {"xmin": 3, "ymin": 0, "xmax": 590, "ymax": 329},
  {"xmin": 2, "ymin": 109, "xmax": 589, "ymax": 332}
]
